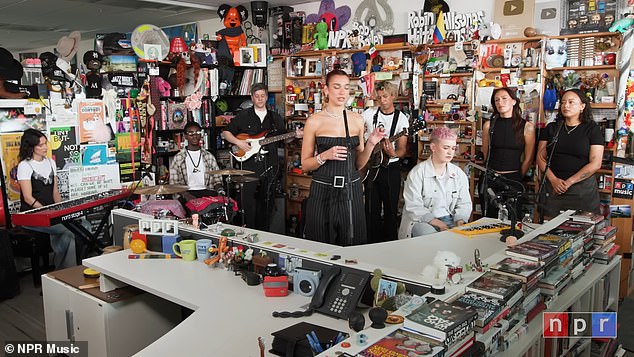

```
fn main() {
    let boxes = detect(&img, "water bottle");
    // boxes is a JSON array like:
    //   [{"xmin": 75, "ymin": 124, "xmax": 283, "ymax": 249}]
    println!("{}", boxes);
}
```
[
  {"xmin": 498, "ymin": 205, "xmax": 509, "ymax": 223},
  {"xmin": 521, "ymin": 213, "xmax": 533, "ymax": 233}
]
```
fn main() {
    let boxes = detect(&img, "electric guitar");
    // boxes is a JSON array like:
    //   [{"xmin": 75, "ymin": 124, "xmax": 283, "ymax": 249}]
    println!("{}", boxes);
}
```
[
  {"xmin": 230, "ymin": 131, "xmax": 297, "ymax": 162},
  {"xmin": 360, "ymin": 120, "xmax": 426, "ymax": 182}
]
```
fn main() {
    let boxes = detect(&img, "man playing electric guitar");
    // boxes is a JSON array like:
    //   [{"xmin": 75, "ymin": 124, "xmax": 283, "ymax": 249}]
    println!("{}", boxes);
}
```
[
  {"xmin": 223, "ymin": 83, "xmax": 302, "ymax": 230},
  {"xmin": 362, "ymin": 81, "xmax": 409, "ymax": 243}
]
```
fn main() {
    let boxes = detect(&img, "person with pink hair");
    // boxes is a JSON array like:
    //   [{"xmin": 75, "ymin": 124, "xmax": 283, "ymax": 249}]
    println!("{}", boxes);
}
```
[{"xmin": 398, "ymin": 126, "xmax": 472, "ymax": 238}]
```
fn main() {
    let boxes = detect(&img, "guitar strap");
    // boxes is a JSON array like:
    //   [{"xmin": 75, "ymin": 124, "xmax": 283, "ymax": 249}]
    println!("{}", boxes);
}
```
[{"xmin": 372, "ymin": 109, "xmax": 400, "ymax": 137}]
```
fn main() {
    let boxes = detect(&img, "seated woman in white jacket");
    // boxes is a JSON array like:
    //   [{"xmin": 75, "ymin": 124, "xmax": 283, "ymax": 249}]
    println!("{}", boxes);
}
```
[{"xmin": 399, "ymin": 126, "xmax": 472, "ymax": 238}]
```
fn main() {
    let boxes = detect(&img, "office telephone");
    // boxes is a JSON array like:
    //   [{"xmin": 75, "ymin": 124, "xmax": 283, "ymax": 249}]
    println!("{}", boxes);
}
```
[{"xmin": 272, "ymin": 265, "xmax": 370, "ymax": 319}]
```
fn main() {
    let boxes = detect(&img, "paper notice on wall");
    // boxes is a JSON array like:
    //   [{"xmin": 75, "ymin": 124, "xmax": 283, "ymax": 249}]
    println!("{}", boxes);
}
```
[
  {"xmin": 69, "ymin": 164, "xmax": 121, "ymax": 199},
  {"xmin": 77, "ymin": 100, "xmax": 106, "ymax": 143},
  {"xmin": 0, "ymin": 132, "xmax": 23, "ymax": 203}
]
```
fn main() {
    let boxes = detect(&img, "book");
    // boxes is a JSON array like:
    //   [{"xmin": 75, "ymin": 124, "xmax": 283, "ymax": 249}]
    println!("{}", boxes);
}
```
[
  {"xmin": 454, "ymin": 292, "xmax": 503, "ymax": 328},
  {"xmin": 489, "ymin": 257, "xmax": 543, "ymax": 283},
  {"xmin": 404, "ymin": 300, "xmax": 477, "ymax": 345},
  {"xmin": 465, "ymin": 271, "xmax": 522, "ymax": 301},
  {"xmin": 594, "ymin": 226, "xmax": 617, "ymax": 240},
  {"xmin": 548, "ymin": 220, "xmax": 594, "ymax": 240},
  {"xmin": 570, "ymin": 210, "xmax": 605, "ymax": 224},
  {"xmin": 359, "ymin": 328, "xmax": 444, "ymax": 357},
  {"xmin": 506, "ymin": 241, "xmax": 557, "ymax": 263},
  {"xmin": 532, "ymin": 234, "xmax": 572, "ymax": 256}
]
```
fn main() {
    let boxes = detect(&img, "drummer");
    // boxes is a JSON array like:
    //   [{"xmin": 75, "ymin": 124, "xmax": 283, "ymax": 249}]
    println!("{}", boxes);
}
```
[{"xmin": 169, "ymin": 122, "xmax": 225, "ymax": 198}]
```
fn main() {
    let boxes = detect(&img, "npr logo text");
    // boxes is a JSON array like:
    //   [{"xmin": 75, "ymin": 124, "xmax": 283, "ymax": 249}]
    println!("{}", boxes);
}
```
[{"xmin": 543, "ymin": 312, "xmax": 617, "ymax": 338}]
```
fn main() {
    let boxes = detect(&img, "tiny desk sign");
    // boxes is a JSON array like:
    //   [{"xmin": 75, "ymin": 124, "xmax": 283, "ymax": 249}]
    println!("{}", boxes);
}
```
[
  {"xmin": 138, "ymin": 218, "xmax": 179, "ymax": 236},
  {"xmin": 612, "ymin": 178, "xmax": 634, "ymax": 199}
]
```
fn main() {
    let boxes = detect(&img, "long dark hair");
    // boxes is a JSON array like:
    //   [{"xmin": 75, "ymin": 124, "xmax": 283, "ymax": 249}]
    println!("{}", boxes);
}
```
[
  {"xmin": 557, "ymin": 88, "xmax": 594, "ymax": 124},
  {"xmin": 490, "ymin": 87, "xmax": 524, "ymax": 143},
  {"xmin": 19, "ymin": 128, "xmax": 45, "ymax": 161}
]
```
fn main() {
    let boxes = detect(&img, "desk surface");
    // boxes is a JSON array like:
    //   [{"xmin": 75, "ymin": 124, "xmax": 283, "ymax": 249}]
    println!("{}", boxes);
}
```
[{"xmin": 80, "ymin": 209, "xmax": 612, "ymax": 356}]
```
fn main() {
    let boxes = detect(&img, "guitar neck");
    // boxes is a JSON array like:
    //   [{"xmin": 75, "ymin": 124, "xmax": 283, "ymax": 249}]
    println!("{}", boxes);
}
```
[{"xmin": 259, "ymin": 132, "xmax": 296, "ymax": 145}]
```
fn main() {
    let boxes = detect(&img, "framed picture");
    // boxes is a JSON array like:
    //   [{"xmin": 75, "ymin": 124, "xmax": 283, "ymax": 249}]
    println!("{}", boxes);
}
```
[
  {"xmin": 250, "ymin": 43, "xmax": 267, "ymax": 67},
  {"xmin": 304, "ymin": 58, "xmax": 319, "ymax": 76},
  {"xmin": 239, "ymin": 47, "xmax": 254, "ymax": 66}
]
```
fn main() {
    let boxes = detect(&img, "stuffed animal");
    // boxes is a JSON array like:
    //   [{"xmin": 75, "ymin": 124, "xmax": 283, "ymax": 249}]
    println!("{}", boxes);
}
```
[
  {"xmin": 314, "ymin": 21, "xmax": 329, "ymax": 50},
  {"xmin": 421, "ymin": 251, "xmax": 461, "ymax": 283},
  {"xmin": 216, "ymin": 4, "xmax": 248, "ymax": 66},
  {"xmin": 609, "ymin": 15, "xmax": 634, "ymax": 33},
  {"xmin": 351, "ymin": 52, "xmax": 367, "ymax": 76}
]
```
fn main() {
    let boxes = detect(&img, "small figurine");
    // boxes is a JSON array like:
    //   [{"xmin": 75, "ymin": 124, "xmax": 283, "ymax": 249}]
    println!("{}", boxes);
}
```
[
  {"xmin": 314, "ymin": 21, "xmax": 329, "ymax": 50},
  {"xmin": 205, "ymin": 236, "xmax": 230, "ymax": 266},
  {"xmin": 216, "ymin": 4, "xmax": 248, "ymax": 65}
]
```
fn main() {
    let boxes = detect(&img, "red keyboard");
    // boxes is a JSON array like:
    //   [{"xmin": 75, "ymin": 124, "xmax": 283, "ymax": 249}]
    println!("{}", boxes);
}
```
[{"xmin": 12, "ymin": 189, "xmax": 131, "ymax": 227}]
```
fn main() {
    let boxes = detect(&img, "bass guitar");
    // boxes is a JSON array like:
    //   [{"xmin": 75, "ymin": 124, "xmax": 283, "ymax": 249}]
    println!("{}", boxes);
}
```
[
  {"xmin": 360, "ymin": 120, "xmax": 426, "ymax": 183},
  {"xmin": 230, "ymin": 131, "xmax": 297, "ymax": 162}
]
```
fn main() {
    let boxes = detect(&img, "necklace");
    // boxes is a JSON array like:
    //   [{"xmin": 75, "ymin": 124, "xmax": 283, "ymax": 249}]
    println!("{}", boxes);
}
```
[
  {"xmin": 565, "ymin": 123, "xmax": 580, "ymax": 134},
  {"xmin": 325, "ymin": 108, "xmax": 343, "ymax": 119},
  {"xmin": 186, "ymin": 150, "xmax": 202, "ymax": 173}
]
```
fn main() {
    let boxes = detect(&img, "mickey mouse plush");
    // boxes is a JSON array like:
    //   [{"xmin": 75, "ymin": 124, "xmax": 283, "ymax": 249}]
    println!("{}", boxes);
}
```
[{"xmin": 216, "ymin": 4, "xmax": 248, "ymax": 66}]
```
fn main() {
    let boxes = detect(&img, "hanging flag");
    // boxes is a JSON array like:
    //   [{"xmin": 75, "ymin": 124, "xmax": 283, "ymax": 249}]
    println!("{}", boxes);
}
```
[{"xmin": 433, "ymin": 11, "xmax": 446, "ymax": 44}]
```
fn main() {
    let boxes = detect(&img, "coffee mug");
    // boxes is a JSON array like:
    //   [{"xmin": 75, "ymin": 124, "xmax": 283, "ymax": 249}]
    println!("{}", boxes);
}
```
[
  {"xmin": 196, "ymin": 239, "xmax": 213, "ymax": 262},
  {"xmin": 162, "ymin": 235, "xmax": 179, "ymax": 254},
  {"xmin": 173, "ymin": 239, "xmax": 197, "ymax": 261}
]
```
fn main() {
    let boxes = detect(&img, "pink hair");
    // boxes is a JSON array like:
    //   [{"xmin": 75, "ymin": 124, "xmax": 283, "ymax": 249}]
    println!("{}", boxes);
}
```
[{"xmin": 430, "ymin": 126, "xmax": 457, "ymax": 143}]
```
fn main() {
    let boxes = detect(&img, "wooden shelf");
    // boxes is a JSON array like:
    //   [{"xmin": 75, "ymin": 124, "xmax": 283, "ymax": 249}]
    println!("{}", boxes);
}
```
[
  {"xmin": 286, "ymin": 75, "xmax": 323, "ymax": 80},
  {"xmin": 599, "ymin": 189, "xmax": 612, "ymax": 194},
  {"xmin": 591, "ymin": 103, "xmax": 616, "ymax": 109},
  {"xmin": 548, "ymin": 65, "xmax": 616, "ymax": 71},
  {"xmin": 485, "ymin": 36, "xmax": 545, "ymax": 44},
  {"xmin": 425, "ymin": 72, "xmax": 473, "ymax": 78},
  {"xmin": 478, "ymin": 67, "xmax": 541, "ymax": 73},
  {"xmin": 548, "ymin": 31, "xmax": 621, "ymax": 40},
  {"xmin": 289, "ymin": 43, "xmax": 410, "ymax": 57}
]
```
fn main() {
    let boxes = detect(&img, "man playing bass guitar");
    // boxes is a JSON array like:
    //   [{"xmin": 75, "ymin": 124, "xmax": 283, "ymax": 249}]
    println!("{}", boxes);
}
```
[
  {"xmin": 362, "ymin": 81, "xmax": 409, "ymax": 243},
  {"xmin": 223, "ymin": 83, "xmax": 302, "ymax": 230}
]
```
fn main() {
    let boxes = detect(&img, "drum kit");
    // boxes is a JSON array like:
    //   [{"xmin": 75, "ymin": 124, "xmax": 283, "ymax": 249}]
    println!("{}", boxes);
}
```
[{"xmin": 133, "ymin": 168, "xmax": 259, "ymax": 226}]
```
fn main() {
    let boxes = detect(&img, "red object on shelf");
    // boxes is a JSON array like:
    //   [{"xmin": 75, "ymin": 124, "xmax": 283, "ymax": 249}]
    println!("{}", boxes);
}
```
[{"xmin": 263, "ymin": 275, "xmax": 288, "ymax": 297}]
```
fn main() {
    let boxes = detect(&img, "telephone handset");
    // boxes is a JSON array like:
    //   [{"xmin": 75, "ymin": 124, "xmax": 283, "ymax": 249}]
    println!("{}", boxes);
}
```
[
  {"xmin": 310, "ymin": 265, "xmax": 370, "ymax": 319},
  {"xmin": 272, "ymin": 265, "xmax": 370, "ymax": 320}
]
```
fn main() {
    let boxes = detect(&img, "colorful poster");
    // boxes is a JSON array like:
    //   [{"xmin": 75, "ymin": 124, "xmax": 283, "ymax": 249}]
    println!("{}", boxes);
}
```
[
  {"xmin": 50, "ymin": 126, "xmax": 80, "ymax": 169},
  {"xmin": 613, "ymin": 178, "xmax": 634, "ymax": 199},
  {"xmin": 0, "ymin": 107, "xmax": 46, "ymax": 133},
  {"xmin": 81, "ymin": 143, "xmax": 116, "ymax": 166},
  {"xmin": 69, "ymin": 164, "xmax": 121, "ymax": 198},
  {"xmin": 77, "ymin": 100, "xmax": 106, "ymax": 143},
  {"xmin": 0, "ymin": 133, "xmax": 23, "ymax": 203},
  {"xmin": 115, "ymin": 132, "xmax": 141, "ymax": 162}
]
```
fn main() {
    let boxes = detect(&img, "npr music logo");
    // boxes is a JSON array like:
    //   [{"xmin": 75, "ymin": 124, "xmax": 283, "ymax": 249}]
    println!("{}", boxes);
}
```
[{"xmin": 543, "ymin": 312, "xmax": 617, "ymax": 338}]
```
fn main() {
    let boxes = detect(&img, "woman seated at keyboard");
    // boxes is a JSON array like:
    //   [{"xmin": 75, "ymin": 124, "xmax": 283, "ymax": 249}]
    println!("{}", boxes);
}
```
[
  {"xmin": 399, "ymin": 126, "xmax": 472, "ymax": 238},
  {"xmin": 17, "ymin": 129, "xmax": 89, "ymax": 269}
]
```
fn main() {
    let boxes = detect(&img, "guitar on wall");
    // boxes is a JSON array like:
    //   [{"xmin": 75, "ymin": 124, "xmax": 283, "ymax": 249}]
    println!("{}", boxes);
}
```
[
  {"xmin": 230, "ymin": 131, "xmax": 297, "ymax": 162},
  {"xmin": 360, "ymin": 119, "xmax": 426, "ymax": 183}
]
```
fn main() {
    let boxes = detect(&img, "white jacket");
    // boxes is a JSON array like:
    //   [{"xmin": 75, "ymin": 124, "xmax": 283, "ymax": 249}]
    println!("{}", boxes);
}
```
[{"xmin": 398, "ymin": 158, "xmax": 472, "ymax": 239}]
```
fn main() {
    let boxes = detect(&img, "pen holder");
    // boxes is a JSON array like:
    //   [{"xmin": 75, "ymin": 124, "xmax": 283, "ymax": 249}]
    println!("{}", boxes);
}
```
[{"xmin": 270, "ymin": 321, "xmax": 348, "ymax": 356}]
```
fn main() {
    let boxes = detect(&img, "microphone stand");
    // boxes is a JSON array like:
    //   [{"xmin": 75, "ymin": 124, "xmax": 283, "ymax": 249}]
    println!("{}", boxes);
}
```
[
  {"xmin": 499, "ymin": 193, "xmax": 523, "ymax": 241},
  {"xmin": 537, "ymin": 120, "xmax": 564, "ymax": 223},
  {"xmin": 343, "ymin": 110, "xmax": 354, "ymax": 242},
  {"xmin": 482, "ymin": 115, "xmax": 496, "ymax": 217}
]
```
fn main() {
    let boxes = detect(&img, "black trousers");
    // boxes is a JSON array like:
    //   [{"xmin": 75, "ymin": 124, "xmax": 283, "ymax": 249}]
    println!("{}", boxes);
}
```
[
  {"xmin": 364, "ymin": 162, "xmax": 401, "ymax": 243},
  {"xmin": 236, "ymin": 155, "xmax": 278, "ymax": 231}
]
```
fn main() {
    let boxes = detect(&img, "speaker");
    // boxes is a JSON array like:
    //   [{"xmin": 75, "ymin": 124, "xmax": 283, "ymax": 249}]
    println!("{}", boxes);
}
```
[
  {"xmin": 293, "ymin": 267, "xmax": 321, "ymax": 297},
  {"xmin": 251, "ymin": 1, "xmax": 269, "ymax": 27}
]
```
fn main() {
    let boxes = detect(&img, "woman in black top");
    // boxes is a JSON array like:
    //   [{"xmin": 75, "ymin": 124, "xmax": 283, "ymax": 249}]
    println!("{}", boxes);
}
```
[
  {"xmin": 17, "ymin": 129, "xmax": 77, "ymax": 269},
  {"xmin": 482, "ymin": 87, "xmax": 536, "ymax": 218},
  {"xmin": 537, "ymin": 89, "xmax": 603, "ymax": 217},
  {"xmin": 300, "ymin": 70, "xmax": 384, "ymax": 246}
]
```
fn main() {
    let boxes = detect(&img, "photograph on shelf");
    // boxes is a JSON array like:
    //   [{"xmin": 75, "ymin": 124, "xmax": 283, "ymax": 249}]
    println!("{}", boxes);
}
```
[
  {"xmin": 143, "ymin": 44, "xmax": 162, "ymax": 61},
  {"xmin": 239, "ymin": 47, "xmax": 254, "ymax": 66},
  {"xmin": 250, "ymin": 43, "xmax": 267, "ymax": 67},
  {"xmin": 304, "ymin": 58, "xmax": 320, "ymax": 77},
  {"xmin": 609, "ymin": 204, "xmax": 631, "ymax": 218}
]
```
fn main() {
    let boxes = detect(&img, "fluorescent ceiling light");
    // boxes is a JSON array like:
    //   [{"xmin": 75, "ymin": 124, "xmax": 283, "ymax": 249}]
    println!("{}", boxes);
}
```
[{"xmin": 139, "ymin": 0, "xmax": 217, "ymax": 11}]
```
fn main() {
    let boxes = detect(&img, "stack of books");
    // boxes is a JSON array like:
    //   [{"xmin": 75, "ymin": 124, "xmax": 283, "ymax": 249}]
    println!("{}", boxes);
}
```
[
  {"xmin": 403, "ymin": 299, "xmax": 477, "ymax": 354},
  {"xmin": 537, "ymin": 266, "xmax": 571, "ymax": 296}
]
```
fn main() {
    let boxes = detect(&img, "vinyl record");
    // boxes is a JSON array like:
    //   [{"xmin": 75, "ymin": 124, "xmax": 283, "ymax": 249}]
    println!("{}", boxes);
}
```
[{"xmin": 131, "ymin": 24, "xmax": 170, "ymax": 60}]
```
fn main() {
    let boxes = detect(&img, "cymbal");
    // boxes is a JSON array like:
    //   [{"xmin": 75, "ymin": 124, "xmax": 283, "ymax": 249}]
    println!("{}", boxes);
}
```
[
  {"xmin": 231, "ymin": 176, "xmax": 259, "ymax": 184},
  {"xmin": 134, "ymin": 184, "xmax": 189, "ymax": 195},
  {"xmin": 207, "ymin": 169, "xmax": 254, "ymax": 176}
]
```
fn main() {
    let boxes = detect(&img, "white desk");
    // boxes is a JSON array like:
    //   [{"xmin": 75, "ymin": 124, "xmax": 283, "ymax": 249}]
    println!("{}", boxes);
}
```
[{"xmin": 70, "ymin": 210, "xmax": 620, "ymax": 356}]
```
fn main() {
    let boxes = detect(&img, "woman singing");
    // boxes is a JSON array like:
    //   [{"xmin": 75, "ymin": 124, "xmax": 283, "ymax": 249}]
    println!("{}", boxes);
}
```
[
  {"xmin": 482, "ymin": 87, "xmax": 535, "ymax": 218},
  {"xmin": 301, "ymin": 69, "xmax": 385, "ymax": 246},
  {"xmin": 537, "ymin": 89, "xmax": 603, "ymax": 217}
]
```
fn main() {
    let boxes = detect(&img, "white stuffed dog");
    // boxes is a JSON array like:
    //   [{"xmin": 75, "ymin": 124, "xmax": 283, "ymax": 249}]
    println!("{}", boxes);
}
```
[{"xmin": 422, "ymin": 251, "xmax": 461, "ymax": 283}]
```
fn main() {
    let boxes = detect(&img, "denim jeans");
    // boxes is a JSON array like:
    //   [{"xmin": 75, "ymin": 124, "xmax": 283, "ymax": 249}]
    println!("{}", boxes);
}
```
[
  {"xmin": 24, "ymin": 218, "xmax": 92, "ymax": 269},
  {"xmin": 411, "ymin": 215, "xmax": 455, "ymax": 237}
]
